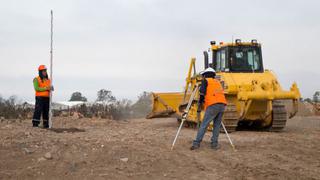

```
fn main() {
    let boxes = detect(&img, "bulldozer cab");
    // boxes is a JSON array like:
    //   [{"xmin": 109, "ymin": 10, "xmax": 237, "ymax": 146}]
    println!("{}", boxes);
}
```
[{"xmin": 210, "ymin": 40, "xmax": 264, "ymax": 73}]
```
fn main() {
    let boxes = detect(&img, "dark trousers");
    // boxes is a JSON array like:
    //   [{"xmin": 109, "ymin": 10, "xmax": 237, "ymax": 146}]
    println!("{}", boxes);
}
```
[
  {"xmin": 32, "ymin": 96, "xmax": 50, "ymax": 128},
  {"xmin": 193, "ymin": 103, "xmax": 225, "ymax": 146}
]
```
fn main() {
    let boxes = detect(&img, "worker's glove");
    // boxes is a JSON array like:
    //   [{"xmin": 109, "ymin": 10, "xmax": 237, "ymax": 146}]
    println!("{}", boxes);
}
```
[
  {"xmin": 197, "ymin": 95, "xmax": 204, "ymax": 113},
  {"xmin": 181, "ymin": 112, "xmax": 187, "ymax": 119},
  {"xmin": 199, "ymin": 95, "xmax": 204, "ymax": 104},
  {"xmin": 46, "ymin": 86, "xmax": 54, "ymax": 91}
]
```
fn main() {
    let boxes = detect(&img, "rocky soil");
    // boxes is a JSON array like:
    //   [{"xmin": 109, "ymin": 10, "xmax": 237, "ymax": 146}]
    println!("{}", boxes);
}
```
[{"xmin": 0, "ymin": 116, "xmax": 319, "ymax": 180}]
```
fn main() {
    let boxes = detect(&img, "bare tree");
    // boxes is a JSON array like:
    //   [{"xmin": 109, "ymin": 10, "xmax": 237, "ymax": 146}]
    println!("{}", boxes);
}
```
[
  {"xmin": 96, "ymin": 89, "xmax": 116, "ymax": 104},
  {"xmin": 0, "ymin": 95, "xmax": 20, "ymax": 119}
]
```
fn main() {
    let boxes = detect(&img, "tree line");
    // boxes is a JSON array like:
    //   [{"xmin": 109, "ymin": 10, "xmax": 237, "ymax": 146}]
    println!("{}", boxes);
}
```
[
  {"xmin": 0, "ymin": 89, "xmax": 152, "ymax": 120},
  {"xmin": 67, "ymin": 89, "xmax": 152, "ymax": 120},
  {"xmin": 303, "ymin": 91, "xmax": 320, "ymax": 103}
]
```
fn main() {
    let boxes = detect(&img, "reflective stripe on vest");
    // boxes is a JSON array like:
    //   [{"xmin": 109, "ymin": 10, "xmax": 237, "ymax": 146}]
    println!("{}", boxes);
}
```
[
  {"xmin": 35, "ymin": 76, "xmax": 50, "ymax": 97},
  {"xmin": 204, "ymin": 78, "xmax": 227, "ymax": 109}
]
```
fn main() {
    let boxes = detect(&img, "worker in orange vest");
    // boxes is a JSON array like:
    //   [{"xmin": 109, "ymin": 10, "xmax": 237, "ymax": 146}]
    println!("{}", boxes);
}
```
[
  {"xmin": 32, "ymin": 65, "xmax": 53, "ymax": 128},
  {"xmin": 191, "ymin": 67, "xmax": 227, "ymax": 150}
]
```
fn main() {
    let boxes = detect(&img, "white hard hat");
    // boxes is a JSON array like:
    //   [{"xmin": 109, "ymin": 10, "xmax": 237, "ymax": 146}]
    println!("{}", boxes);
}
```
[{"xmin": 200, "ymin": 67, "xmax": 216, "ymax": 75}]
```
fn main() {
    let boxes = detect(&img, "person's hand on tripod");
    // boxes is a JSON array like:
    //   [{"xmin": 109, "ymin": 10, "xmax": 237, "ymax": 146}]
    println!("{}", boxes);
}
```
[
  {"xmin": 45, "ymin": 86, "xmax": 54, "ymax": 91},
  {"xmin": 182, "ymin": 112, "xmax": 188, "ymax": 119}
]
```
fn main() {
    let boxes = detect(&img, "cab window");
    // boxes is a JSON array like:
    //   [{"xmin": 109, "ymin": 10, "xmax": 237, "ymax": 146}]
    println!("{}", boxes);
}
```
[
  {"xmin": 229, "ymin": 47, "xmax": 263, "ymax": 72},
  {"xmin": 215, "ymin": 50, "xmax": 226, "ymax": 72},
  {"xmin": 220, "ymin": 50, "xmax": 226, "ymax": 71},
  {"xmin": 216, "ymin": 51, "xmax": 221, "ymax": 71}
]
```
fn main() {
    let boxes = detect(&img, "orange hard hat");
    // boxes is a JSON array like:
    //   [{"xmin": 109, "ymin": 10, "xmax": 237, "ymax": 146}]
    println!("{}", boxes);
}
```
[{"xmin": 38, "ymin": 65, "xmax": 47, "ymax": 71}]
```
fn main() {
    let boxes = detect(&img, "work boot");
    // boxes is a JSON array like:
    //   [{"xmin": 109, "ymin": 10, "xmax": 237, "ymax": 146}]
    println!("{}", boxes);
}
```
[
  {"xmin": 43, "ymin": 120, "xmax": 49, "ymax": 129},
  {"xmin": 190, "ymin": 144, "xmax": 200, "ymax": 150},
  {"xmin": 43, "ymin": 124, "xmax": 49, "ymax": 129},
  {"xmin": 211, "ymin": 144, "xmax": 220, "ymax": 150},
  {"xmin": 32, "ymin": 119, "xmax": 40, "ymax": 127}
]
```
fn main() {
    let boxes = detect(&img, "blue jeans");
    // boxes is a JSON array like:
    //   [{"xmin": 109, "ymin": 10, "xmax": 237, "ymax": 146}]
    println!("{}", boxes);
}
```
[{"xmin": 193, "ymin": 103, "xmax": 225, "ymax": 146}]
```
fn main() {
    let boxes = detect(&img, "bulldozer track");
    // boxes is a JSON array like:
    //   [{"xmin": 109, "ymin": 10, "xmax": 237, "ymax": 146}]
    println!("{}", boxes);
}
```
[
  {"xmin": 270, "ymin": 101, "xmax": 287, "ymax": 132},
  {"xmin": 222, "ymin": 104, "xmax": 239, "ymax": 132}
]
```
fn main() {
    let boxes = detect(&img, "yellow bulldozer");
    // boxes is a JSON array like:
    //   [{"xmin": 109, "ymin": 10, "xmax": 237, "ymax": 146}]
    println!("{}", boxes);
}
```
[{"xmin": 147, "ymin": 39, "xmax": 301, "ymax": 132}]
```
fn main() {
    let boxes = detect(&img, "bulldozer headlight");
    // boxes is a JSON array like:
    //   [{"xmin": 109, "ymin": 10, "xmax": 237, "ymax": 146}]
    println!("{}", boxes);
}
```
[
  {"xmin": 251, "ymin": 39, "xmax": 258, "ymax": 44},
  {"xmin": 210, "ymin": 41, "xmax": 216, "ymax": 45}
]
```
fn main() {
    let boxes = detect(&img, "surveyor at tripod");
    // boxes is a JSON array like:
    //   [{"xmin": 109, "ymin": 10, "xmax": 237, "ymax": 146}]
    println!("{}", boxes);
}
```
[
  {"xmin": 190, "ymin": 67, "xmax": 227, "ymax": 150},
  {"xmin": 32, "ymin": 65, "xmax": 53, "ymax": 128}
]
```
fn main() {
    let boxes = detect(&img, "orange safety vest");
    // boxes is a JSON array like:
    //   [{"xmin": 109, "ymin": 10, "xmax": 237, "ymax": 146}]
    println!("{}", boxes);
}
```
[
  {"xmin": 204, "ymin": 78, "xmax": 227, "ymax": 109},
  {"xmin": 35, "ymin": 76, "xmax": 51, "ymax": 97}
]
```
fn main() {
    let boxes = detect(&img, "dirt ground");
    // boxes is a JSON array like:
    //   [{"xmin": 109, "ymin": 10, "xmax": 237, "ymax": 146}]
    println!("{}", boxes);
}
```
[{"xmin": 0, "ymin": 116, "xmax": 319, "ymax": 180}]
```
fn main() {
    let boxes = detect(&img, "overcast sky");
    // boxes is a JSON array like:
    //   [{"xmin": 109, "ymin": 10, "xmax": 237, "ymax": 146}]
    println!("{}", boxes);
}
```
[{"xmin": 0, "ymin": 0, "xmax": 319, "ymax": 102}]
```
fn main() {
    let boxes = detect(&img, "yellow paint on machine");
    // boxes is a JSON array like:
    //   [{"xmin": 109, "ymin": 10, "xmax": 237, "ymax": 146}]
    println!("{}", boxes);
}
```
[{"xmin": 147, "ymin": 40, "xmax": 301, "ymax": 130}]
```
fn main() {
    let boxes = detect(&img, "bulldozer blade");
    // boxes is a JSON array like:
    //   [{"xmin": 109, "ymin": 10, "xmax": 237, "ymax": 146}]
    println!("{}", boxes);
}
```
[{"xmin": 147, "ymin": 92, "xmax": 190, "ymax": 119}]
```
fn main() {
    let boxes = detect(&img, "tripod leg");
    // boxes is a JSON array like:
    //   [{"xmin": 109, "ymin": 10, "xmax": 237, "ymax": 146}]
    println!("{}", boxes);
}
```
[
  {"xmin": 171, "ymin": 85, "xmax": 199, "ymax": 150},
  {"xmin": 221, "ymin": 122, "xmax": 236, "ymax": 151}
]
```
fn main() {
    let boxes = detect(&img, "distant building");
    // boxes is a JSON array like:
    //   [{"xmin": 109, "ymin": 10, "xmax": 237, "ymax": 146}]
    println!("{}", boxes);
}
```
[{"xmin": 21, "ymin": 101, "xmax": 88, "ymax": 110}]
